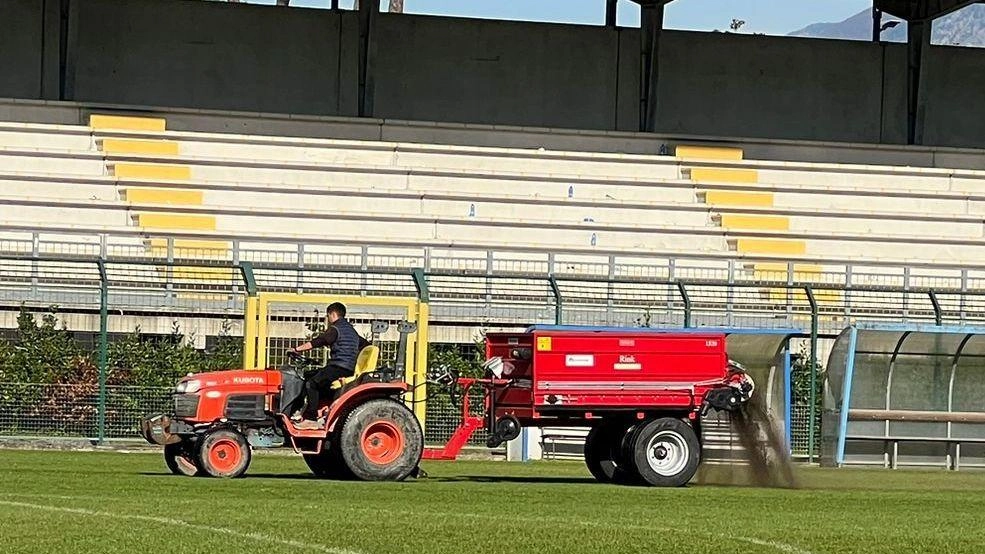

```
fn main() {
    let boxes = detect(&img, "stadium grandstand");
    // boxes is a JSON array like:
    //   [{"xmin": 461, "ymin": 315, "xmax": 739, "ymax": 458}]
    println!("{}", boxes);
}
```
[{"xmin": 3, "ymin": 0, "xmax": 985, "ymax": 460}]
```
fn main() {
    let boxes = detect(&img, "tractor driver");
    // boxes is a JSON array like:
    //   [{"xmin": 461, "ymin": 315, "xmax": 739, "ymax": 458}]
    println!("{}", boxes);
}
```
[{"xmin": 289, "ymin": 302, "xmax": 369, "ymax": 429}]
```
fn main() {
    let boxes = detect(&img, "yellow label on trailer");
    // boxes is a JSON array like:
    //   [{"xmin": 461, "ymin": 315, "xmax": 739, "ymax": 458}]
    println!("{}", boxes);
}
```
[{"xmin": 537, "ymin": 337, "xmax": 552, "ymax": 351}]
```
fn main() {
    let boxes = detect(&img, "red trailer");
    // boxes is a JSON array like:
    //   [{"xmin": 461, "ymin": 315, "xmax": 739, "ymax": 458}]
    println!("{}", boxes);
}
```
[{"xmin": 424, "ymin": 327, "xmax": 754, "ymax": 487}]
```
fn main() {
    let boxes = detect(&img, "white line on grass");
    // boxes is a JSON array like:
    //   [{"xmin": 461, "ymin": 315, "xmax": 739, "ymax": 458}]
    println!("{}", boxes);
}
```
[
  {"xmin": 339, "ymin": 505, "xmax": 813, "ymax": 554},
  {"xmin": 0, "ymin": 499, "xmax": 366, "ymax": 554}
]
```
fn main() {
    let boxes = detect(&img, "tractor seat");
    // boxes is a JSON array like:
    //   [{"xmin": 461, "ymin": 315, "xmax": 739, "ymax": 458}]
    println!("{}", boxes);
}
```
[{"xmin": 330, "ymin": 345, "xmax": 379, "ymax": 390}]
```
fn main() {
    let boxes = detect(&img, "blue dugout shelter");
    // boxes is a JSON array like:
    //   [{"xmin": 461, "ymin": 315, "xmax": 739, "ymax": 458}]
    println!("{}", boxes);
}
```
[{"xmin": 824, "ymin": 323, "xmax": 985, "ymax": 469}]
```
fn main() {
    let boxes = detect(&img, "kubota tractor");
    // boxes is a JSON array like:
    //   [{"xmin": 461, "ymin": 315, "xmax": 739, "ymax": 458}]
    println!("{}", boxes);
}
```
[{"xmin": 141, "ymin": 321, "xmax": 424, "ymax": 480}]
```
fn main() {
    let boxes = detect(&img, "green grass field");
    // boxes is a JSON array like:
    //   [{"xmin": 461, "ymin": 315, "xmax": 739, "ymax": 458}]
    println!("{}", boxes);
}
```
[{"xmin": 1, "ymin": 449, "xmax": 984, "ymax": 554}]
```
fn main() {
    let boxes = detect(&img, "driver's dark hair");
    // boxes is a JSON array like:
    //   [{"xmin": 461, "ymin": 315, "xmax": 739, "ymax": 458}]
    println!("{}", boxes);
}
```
[{"xmin": 326, "ymin": 302, "xmax": 347, "ymax": 318}]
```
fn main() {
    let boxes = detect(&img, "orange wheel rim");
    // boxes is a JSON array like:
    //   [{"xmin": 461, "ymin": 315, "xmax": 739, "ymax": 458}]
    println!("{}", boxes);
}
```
[
  {"xmin": 208, "ymin": 439, "xmax": 242, "ymax": 472},
  {"xmin": 361, "ymin": 420, "xmax": 404, "ymax": 465}
]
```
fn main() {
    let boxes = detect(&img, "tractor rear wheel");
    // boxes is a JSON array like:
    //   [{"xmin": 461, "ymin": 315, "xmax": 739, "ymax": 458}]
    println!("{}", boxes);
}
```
[
  {"xmin": 339, "ymin": 398, "xmax": 423, "ymax": 481},
  {"xmin": 165, "ymin": 441, "xmax": 201, "ymax": 476},
  {"xmin": 197, "ymin": 428, "xmax": 252, "ymax": 478},
  {"xmin": 303, "ymin": 435, "xmax": 354, "ymax": 480},
  {"xmin": 629, "ymin": 418, "xmax": 700, "ymax": 487},
  {"xmin": 584, "ymin": 420, "xmax": 639, "ymax": 484}
]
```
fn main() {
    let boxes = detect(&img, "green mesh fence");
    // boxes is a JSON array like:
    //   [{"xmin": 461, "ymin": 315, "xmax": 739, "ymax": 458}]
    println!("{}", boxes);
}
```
[
  {"xmin": 0, "ymin": 383, "xmax": 171, "ymax": 439},
  {"xmin": 790, "ymin": 404, "xmax": 818, "ymax": 457},
  {"xmin": 3, "ymin": 246, "xmax": 985, "ymax": 451},
  {"xmin": 0, "ymin": 381, "xmax": 483, "ymax": 446}
]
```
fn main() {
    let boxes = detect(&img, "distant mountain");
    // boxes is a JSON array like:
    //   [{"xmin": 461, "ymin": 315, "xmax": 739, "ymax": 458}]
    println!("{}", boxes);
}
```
[{"xmin": 789, "ymin": 5, "xmax": 985, "ymax": 47}]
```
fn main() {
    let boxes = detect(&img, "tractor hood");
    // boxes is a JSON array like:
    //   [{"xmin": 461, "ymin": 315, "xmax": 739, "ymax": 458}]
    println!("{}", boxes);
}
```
[{"xmin": 175, "ymin": 369, "xmax": 282, "ymax": 394}]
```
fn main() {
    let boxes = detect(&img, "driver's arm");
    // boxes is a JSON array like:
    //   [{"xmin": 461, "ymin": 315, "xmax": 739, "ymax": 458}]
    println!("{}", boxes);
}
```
[{"xmin": 291, "ymin": 327, "xmax": 338, "ymax": 353}]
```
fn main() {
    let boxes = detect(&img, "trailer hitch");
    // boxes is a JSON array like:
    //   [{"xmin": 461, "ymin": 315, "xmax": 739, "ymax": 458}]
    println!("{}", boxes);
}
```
[{"xmin": 700, "ymin": 364, "xmax": 755, "ymax": 416}]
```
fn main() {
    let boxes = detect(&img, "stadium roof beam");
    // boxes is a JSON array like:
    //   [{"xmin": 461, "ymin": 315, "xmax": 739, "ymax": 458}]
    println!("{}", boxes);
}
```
[
  {"xmin": 870, "ymin": 2, "xmax": 983, "ymax": 144},
  {"xmin": 629, "ymin": 0, "xmax": 675, "ymax": 132},
  {"xmin": 605, "ymin": 0, "xmax": 618, "ymax": 27},
  {"xmin": 874, "ymin": 0, "xmax": 981, "ymax": 21}
]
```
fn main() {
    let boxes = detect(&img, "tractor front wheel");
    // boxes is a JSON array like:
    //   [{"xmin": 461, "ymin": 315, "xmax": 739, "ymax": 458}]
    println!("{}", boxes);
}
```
[
  {"xmin": 629, "ymin": 417, "xmax": 700, "ymax": 487},
  {"xmin": 339, "ymin": 399, "xmax": 423, "ymax": 481},
  {"xmin": 197, "ymin": 429, "xmax": 252, "ymax": 478},
  {"xmin": 584, "ymin": 420, "xmax": 639, "ymax": 484},
  {"xmin": 164, "ymin": 441, "xmax": 201, "ymax": 476}
]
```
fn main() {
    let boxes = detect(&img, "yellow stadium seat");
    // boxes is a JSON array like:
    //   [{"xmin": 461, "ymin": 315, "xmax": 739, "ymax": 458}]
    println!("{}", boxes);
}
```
[
  {"xmin": 689, "ymin": 168, "xmax": 758, "ymax": 183},
  {"xmin": 89, "ymin": 115, "xmax": 166, "ymax": 132},
  {"xmin": 675, "ymin": 145, "xmax": 744, "ymax": 160},
  {"xmin": 100, "ymin": 139, "xmax": 179, "ymax": 156}
]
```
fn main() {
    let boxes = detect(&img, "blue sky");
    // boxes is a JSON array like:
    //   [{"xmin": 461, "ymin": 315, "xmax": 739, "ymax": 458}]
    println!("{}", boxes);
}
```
[{"xmin": 249, "ymin": 0, "xmax": 874, "ymax": 35}]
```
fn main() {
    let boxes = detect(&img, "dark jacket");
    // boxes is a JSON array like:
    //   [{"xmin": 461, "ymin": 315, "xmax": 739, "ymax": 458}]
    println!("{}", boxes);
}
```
[{"xmin": 310, "ymin": 318, "xmax": 369, "ymax": 372}]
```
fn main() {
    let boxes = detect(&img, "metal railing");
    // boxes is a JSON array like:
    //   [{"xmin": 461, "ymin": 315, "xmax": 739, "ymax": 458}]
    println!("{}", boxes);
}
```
[{"xmin": 5, "ymin": 239, "xmax": 985, "ymax": 457}]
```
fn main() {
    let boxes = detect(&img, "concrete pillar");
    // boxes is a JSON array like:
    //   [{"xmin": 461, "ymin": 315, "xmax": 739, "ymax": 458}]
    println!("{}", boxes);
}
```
[
  {"xmin": 358, "ymin": 0, "xmax": 378, "ymax": 117},
  {"xmin": 640, "ymin": 2, "xmax": 664, "ymax": 132},
  {"xmin": 907, "ymin": 18, "xmax": 930, "ymax": 144}
]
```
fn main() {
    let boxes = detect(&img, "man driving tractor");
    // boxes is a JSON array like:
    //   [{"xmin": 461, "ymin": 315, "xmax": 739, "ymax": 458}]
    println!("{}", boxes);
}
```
[{"xmin": 289, "ymin": 302, "xmax": 370, "ymax": 429}]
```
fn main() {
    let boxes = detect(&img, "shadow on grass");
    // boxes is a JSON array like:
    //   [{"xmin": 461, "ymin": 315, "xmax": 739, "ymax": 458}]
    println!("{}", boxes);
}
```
[
  {"xmin": 139, "ymin": 471, "xmax": 327, "ymax": 479},
  {"xmin": 139, "ymin": 472, "xmax": 597, "ymax": 485},
  {"xmin": 432, "ymin": 475, "xmax": 596, "ymax": 485}
]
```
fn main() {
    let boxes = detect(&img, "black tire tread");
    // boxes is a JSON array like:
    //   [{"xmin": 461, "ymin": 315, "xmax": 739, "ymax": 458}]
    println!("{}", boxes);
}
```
[
  {"xmin": 338, "ymin": 398, "xmax": 423, "ymax": 481},
  {"xmin": 164, "ymin": 441, "xmax": 202, "ymax": 476},
  {"xmin": 196, "ymin": 428, "xmax": 252, "ymax": 479},
  {"xmin": 584, "ymin": 420, "xmax": 638, "ymax": 484},
  {"xmin": 629, "ymin": 417, "xmax": 700, "ymax": 487}
]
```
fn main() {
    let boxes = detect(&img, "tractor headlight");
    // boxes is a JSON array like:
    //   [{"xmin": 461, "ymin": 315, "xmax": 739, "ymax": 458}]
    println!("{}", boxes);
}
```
[{"xmin": 175, "ymin": 379, "xmax": 202, "ymax": 394}]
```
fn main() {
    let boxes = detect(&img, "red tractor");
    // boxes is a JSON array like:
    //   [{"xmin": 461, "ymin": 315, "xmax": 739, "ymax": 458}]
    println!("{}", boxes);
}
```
[
  {"xmin": 141, "ymin": 322, "xmax": 424, "ymax": 480},
  {"xmin": 424, "ymin": 327, "xmax": 755, "ymax": 487}
]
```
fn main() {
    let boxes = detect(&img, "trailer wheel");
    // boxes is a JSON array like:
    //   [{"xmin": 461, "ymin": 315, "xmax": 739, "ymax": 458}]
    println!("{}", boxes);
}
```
[
  {"xmin": 584, "ymin": 421, "xmax": 638, "ymax": 484},
  {"xmin": 197, "ymin": 429, "xmax": 252, "ymax": 478},
  {"xmin": 303, "ymin": 435, "xmax": 353, "ymax": 480},
  {"xmin": 630, "ymin": 418, "xmax": 699, "ymax": 487},
  {"xmin": 165, "ymin": 442, "xmax": 202, "ymax": 476},
  {"xmin": 339, "ymin": 399, "xmax": 423, "ymax": 481}
]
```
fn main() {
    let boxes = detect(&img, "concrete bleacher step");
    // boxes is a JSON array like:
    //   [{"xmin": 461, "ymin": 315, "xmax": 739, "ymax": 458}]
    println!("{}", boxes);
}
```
[
  {"xmin": 0, "ymin": 151, "xmax": 104, "ymax": 176},
  {"xmin": 0, "ymin": 204, "xmax": 129, "ymax": 227},
  {"xmin": 0, "ymin": 123, "xmax": 92, "ymax": 151},
  {"xmin": 175, "ymin": 134, "xmax": 685, "ymax": 180},
  {"xmin": 8, "ymin": 117, "xmax": 985, "ymax": 272},
  {"xmin": 89, "ymin": 113, "xmax": 230, "ymax": 281}
]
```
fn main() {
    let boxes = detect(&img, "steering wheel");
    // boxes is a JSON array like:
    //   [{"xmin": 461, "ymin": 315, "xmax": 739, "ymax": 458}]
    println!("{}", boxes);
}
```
[{"xmin": 287, "ymin": 350, "xmax": 320, "ymax": 367}]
